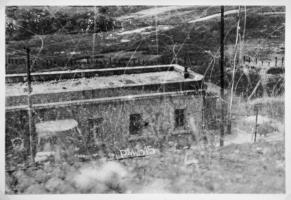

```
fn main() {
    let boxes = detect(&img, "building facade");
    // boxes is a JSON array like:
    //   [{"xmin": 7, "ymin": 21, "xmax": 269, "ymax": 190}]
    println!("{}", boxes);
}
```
[{"xmin": 5, "ymin": 64, "xmax": 216, "ymax": 157}]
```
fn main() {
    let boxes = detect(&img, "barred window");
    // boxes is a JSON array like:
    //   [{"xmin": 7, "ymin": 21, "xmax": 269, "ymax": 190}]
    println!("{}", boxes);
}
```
[
  {"xmin": 175, "ymin": 109, "xmax": 185, "ymax": 127},
  {"xmin": 88, "ymin": 118, "xmax": 104, "ymax": 143}
]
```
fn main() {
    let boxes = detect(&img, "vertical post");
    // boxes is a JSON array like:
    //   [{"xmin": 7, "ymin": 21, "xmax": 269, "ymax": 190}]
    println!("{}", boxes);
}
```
[
  {"xmin": 25, "ymin": 47, "xmax": 34, "ymax": 164},
  {"xmin": 220, "ymin": 5, "xmax": 225, "ymax": 147},
  {"xmin": 202, "ymin": 90, "xmax": 207, "ymax": 144},
  {"xmin": 184, "ymin": 66, "xmax": 190, "ymax": 79},
  {"xmin": 282, "ymin": 57, "xmax": 284, "ymax": 67},
  {"xmin": 275, "ymin": 57, "xmax": 277, "ymax": 67},
  {"xmin": 5, "ymin": 55, "xmax": 8, "ymax": 72},
  {"xmin": 92, "ymin": 6, "xmax": 97, "ymax": 60},
  {"xmin": 254, "ymin": 105, "xmax": 259, "ymax": 142},
  {"xmin": 155, "ymin": 5, "xmax": 159, "ymax": 56}
]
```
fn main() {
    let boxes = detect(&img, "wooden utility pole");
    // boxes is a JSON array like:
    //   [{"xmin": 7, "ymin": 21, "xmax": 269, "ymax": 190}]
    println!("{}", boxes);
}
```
[
  {"xmin": 220, "ymin": 6, "xmax": 225, "ymax": 147},
  {"xmin": 92, "ymin": 6, "xmax": 98, "ymax": 60},
  {"xmin": 155, "ymin": 5, "xmax": 159, "ymax": 56},
  {"xmin": 25, "ymin": 47, "xmax": 34, "ymax": 163}
]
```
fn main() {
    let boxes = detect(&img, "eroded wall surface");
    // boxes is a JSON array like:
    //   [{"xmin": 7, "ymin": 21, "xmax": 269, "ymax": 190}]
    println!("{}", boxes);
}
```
[{"xmin": 6, "ymin": 93, "xmax": 206, "ymax": 156}]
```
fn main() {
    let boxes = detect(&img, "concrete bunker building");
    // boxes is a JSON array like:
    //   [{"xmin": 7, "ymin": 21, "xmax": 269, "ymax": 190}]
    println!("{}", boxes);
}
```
[{"xmin": 5, "ymin": 64, "xmax": 216, "ymax": 155}]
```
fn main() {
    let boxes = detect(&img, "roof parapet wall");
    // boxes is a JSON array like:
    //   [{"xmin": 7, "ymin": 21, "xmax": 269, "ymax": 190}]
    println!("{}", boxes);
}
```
[{"xmin": 6, "ymin": 64, "xmax": 202, "ymax": 83}]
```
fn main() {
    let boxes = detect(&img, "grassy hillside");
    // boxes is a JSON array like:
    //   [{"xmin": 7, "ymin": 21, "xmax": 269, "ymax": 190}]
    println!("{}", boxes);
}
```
[
  {"xmin": 5, "ymin": 6, "xmax": 285, "ymax": 97},
  {"xmin": 6, "ymin": 6, "xmax": 284, "ymax": 65}
]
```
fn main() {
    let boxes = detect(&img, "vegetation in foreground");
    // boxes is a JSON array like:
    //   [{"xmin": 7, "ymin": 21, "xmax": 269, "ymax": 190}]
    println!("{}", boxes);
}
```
[{"xmin": 5, "ymin": 140, "xmax": 284, "ymax": 194}]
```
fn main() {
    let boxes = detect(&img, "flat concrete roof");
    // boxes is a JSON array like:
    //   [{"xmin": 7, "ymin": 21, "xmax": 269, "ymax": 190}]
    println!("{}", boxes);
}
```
[
  {"xmin": 6, "ymin": 71, "xmax": 182, "ymax": 96},
  {"xmin": 6, "ymin": 65, "xmax": 204, "ymax": 97}
]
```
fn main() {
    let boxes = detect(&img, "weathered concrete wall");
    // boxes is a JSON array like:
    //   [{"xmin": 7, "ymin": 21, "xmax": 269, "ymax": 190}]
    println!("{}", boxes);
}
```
[{"xmin": 6, "ymin": 92, "xmax": 205, "ymax": 155}]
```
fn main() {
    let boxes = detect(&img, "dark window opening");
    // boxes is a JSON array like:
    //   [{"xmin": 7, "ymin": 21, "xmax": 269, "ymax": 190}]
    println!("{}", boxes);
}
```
[
  {"xmin": 88, "ymin": 118, "xmax": 104, "ymax": 144},
  {"xmin": 129, "ymin": 114, "xmax": 143, "ymax": 135},
  {"xmin": 175, "ymin": 109, "xmax": 185, "ymax": 127}
]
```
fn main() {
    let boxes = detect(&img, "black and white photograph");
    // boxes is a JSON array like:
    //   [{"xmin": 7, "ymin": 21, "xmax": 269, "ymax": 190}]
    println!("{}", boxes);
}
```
[{"xmin": 2, "ymin": 2, "xmax": 287, "ymax": 196}]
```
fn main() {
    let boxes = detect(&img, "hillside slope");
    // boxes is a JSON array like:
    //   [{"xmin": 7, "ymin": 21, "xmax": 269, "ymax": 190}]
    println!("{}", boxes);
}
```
[{"xmin": 6, "ymin": 6, "xmax": 285, "ymax": 75}]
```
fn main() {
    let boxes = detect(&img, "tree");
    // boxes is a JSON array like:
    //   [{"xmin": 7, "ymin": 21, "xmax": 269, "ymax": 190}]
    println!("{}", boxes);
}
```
[
  {"xmin": 52, "ymin": 12, "xmax": 69, "ymax": 33},
  {"xmin": 6, "ymin": 8, "xmax": 55, "ymax": 40},
  {"xmin": 6, "ymin": 6, "xmax": 119, "ymax": 40}
]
